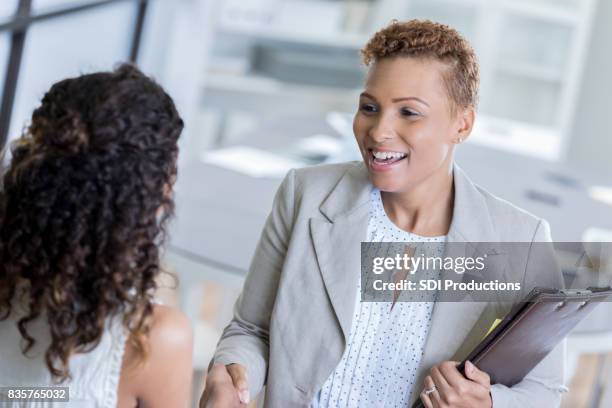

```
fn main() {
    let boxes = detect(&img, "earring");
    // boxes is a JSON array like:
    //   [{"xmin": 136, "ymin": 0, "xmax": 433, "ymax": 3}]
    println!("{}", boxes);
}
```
[{"xmin": 457, "ymin": 137, "xmax": 463, "ymax": 144}]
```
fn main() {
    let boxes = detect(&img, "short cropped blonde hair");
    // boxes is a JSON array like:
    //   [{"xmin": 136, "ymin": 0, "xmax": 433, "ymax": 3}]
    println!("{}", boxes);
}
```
[{"xmin": 361, "ymin": 19, "xmax": 480, "ymax": 112}]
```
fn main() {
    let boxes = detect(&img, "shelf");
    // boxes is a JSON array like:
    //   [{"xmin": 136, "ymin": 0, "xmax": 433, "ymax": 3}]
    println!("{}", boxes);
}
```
[
  {"xmin": 416, "ymin": 0, "xmax": 579, "ymax": 25},
  {"xmin": 204, "ymin": 72, "xmax": 358, "ymax": 99},
  {"xmin": 205, "ymin": 72, "xmax": 287, "ymax": 95},
  {"xmin": 497, "ymin": 62, "xmax": 564, "ymax": 83},
  {"xmin": 500, "ymin": 0, "xmax": 579, "ymax": 25},
  {"xmin": 217, "ymin": 26, "xmax": 367, "ymax": 51}
]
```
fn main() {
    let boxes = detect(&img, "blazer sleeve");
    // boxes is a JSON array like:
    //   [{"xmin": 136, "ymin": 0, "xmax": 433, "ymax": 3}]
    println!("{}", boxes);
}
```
[
  {"xmin": 210, "ymin": 169, "xmax": 296, "ymax": 398},
  {"xmin": 490, "ymin": 219, "xmax": 568, "ymax": 408}
]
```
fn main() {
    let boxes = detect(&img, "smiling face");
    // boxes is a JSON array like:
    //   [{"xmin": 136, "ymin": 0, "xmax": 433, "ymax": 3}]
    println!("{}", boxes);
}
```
[{"xmin": 353, "ymin": 57, "xmax": 473, "ymax": 193}]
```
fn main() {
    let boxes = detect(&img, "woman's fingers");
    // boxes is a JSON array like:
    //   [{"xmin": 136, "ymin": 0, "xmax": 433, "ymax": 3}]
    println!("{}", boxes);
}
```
[
  {"xmin": 464, "ymin": 360, "xmax": 491, "ymax": 388},
  {"xmin": 200, "ymin": 364, "xmax": 242, "ymax": 408},
  {"xmin": 431, "ymin": 365, "xmax": 452, "ymax": 395},
  {"xmin": 428, "ymin": 360, "xmax": 493, "ymax": 407},
  {"xmin": 437, "ymin": 361, "xmax": 467, "ymax": 389},
  {"xmin": 420, "ymin": 389, "xmax": 435, "ymax": 408},
  {"xmin": 431, "ymin": 361, "xmax": 479, "ymax": 406},
  {"xmin": 226, "ymin": 363, "xmax": 250, "ymax": 404},
  {"xmin": 424, "ymin": 375, "xmax": 443, "ymax": 407}
]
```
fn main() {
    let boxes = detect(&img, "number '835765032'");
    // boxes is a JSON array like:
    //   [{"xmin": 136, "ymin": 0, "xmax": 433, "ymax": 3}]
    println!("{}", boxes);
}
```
[{"xmin": 1, "ymin": 387, "xmax": 69, "ymax": 402}]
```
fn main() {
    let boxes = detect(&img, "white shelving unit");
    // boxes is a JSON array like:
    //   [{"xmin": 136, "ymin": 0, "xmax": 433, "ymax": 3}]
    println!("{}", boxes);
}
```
[{"xmin": 202, "ymin": 0, "xmax": 598, "ymax": 159}]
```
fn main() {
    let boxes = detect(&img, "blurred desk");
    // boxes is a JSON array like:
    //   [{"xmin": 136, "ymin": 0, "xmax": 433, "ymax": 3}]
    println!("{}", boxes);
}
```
[
  {"xmin": 169, "ymin": 161, "xmax": 280, "ymax": 273},
  {"xmin": 455, "ymin": 143, "xmax": 612, "ymax": 242}
]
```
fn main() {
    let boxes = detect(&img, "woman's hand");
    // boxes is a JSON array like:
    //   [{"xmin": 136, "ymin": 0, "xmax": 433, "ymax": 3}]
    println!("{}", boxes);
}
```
[
  {"xmin": 199, "ymin": 363, "xmax": 250, "ymax": 408},
  {"xmin": 420, "ymin": 361, "xmax": 492, "ymax": 408}
]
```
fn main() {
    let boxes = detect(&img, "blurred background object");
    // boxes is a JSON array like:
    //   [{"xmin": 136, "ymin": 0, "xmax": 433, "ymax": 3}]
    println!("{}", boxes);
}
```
[{"xmin": 1, "ymin": 1, "xmax": 611, "ymax": 407}]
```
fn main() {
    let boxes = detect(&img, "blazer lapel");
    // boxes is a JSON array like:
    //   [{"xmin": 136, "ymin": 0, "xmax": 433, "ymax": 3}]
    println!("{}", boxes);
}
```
[
  {"xmin": 310, "ymin": 163, "xmax": 371, "ymax": 342},
  {"xmin": 310, "ymin": 209, "xmax": 368, "ymax": 341}
]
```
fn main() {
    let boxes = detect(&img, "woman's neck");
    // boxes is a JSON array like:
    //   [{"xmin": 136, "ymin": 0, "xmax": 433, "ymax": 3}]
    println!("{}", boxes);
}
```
[{"xmin": 380, "ymin": 168, "xmax": 454, "ymax": 237}]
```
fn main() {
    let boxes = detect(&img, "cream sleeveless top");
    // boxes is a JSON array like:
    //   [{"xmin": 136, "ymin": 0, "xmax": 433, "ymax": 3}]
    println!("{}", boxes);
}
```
[{"xmin": 0, "ymin": 298, "xmax": 127, "ymax": 407}]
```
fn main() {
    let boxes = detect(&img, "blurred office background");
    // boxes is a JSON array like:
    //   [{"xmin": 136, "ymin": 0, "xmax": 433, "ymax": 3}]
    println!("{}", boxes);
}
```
[{"xmin": 1, "ymin": 0, "xmax": 612, "ymax": 407}]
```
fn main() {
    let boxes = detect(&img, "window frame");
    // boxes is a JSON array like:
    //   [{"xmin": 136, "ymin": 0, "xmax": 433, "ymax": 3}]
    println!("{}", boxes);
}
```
[{"xmin": 0, "ymin": 0, "xmax": 149, "ymax": 147}]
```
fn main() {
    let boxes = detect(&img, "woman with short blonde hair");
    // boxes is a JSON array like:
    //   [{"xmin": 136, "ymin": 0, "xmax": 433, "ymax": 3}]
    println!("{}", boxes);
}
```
[{"xmin": 201, "ymin": 20, "xmax": 564, "ymax": 408}]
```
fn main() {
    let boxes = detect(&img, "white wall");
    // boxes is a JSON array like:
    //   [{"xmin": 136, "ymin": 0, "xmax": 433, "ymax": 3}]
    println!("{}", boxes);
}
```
[
  {"xmin": 567, "ymin": 0, "xmax": 612, "ymax": 174},
  {"xmin": 138, "ymin": 0, "xmax": 219, "ymax": 164}
]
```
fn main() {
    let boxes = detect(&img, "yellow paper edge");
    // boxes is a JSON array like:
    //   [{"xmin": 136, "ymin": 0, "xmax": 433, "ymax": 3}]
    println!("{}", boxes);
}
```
[{"xmin": 485, "ymin": 318, "xmax": 503, "ymax": 338}]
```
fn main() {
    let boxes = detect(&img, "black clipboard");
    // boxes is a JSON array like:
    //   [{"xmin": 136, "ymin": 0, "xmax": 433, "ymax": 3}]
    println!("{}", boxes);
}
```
[{"xmin": 412, "ymin": 286, "xmax": 612, "ymax": 408}]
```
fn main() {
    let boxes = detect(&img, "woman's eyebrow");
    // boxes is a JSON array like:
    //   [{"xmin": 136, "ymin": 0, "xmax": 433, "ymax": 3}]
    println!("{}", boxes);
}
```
[
  {"xmin": 392, "ymin": 96, "xmax": 430, "ymax": 107},
  {"xmin": 360, "ymin": 92, "xmax": 430, "ymax": 108},
  {"xmin": 360, "ymin": 92, "xmax": 377, "ymax": 101}
]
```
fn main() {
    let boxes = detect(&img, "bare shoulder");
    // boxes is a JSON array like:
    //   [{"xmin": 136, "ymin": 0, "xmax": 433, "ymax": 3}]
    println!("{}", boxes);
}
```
[
  {"xmin": 147, "ymin": 304, "xmax": 194, "ymax": 351},
  {"xmin": 118, "ymin": 304, "xmax": 194, "ymax": 408}
]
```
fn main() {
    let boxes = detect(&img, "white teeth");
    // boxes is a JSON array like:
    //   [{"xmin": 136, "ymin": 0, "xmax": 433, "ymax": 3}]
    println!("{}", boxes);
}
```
[{"xmin": 372, "ymin": 151, "xmax": 407, "ymax": 160}]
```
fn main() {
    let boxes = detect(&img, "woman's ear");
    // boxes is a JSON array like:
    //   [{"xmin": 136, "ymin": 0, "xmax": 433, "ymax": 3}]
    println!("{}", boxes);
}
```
[{"xmin": 454, "ymin": 107, "xmax": 476, "ymax": 144}]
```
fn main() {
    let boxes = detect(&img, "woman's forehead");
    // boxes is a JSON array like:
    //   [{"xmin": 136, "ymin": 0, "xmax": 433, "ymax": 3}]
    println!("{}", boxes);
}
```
[{"xmin": 364, "ymin": 57, "xmax": 450, "ymax": 103}]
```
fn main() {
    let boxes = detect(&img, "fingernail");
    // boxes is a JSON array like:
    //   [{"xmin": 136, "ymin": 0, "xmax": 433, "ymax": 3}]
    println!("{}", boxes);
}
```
[
  {"xmin": 466, "ymin": 360, "xmax": 474, "ymax": 373},
  {"xmin": 239, "ymin": 389, "xmax": 250, "ymax": 404}
]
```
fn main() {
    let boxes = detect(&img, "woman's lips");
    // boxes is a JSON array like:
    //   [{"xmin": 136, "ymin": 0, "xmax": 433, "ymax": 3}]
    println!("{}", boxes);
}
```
[{"xmin": 368, "ymin": 151, "xmax": 408, "ymax": 172}]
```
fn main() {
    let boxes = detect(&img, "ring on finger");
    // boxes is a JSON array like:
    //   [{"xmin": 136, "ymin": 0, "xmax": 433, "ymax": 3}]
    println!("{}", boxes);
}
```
[{"xmin": 424, "ymin": 385, "xmax": 437, "ymax": 396}]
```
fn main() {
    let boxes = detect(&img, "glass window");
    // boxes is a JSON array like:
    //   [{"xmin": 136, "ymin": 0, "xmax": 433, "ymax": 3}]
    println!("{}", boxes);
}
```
[
  {"xmin": 8, "ymin": 1, "xmax": 136, "ymax": 142},
  {"xmin": 0, "ymin": 1, "xmax": 18, "ymax": 23}
]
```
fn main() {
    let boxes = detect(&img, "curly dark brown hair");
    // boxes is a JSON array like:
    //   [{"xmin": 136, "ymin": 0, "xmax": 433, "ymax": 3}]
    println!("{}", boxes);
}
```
[
  {"xmin": 0, "ymin": 63, "xmax": 183, "ymax": 381},
  {"xmin": 361, "ymin": 19, "xmax": 480, "ymax": 112}
]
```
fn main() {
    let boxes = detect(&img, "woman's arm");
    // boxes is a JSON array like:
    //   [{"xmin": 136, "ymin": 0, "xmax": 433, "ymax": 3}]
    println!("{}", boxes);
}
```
[
  {"xmin": 209, "ymin": 169, "xmax": 297, "ymax": 400},
  {"xmin": 489, "ymin": 344, "xmax": 566, "ymax": 408}
]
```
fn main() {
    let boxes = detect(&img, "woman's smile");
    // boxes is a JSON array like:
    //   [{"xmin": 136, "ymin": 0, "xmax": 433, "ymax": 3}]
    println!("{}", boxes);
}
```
[{"xmin": 368, "ymin": 148, "xmax": 410, "ymax": 172}]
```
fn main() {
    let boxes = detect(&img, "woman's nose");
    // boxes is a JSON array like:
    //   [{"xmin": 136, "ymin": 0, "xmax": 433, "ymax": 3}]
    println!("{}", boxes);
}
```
[{"xmin": 369, "ymin": 116, "xmax": 395, "ymax": 144}]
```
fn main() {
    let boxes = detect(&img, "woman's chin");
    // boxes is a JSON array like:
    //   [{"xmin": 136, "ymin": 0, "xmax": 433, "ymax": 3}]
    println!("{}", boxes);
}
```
[{"xmin": 369, "ymin": 175, "xmax": 406, "ymax": 193}]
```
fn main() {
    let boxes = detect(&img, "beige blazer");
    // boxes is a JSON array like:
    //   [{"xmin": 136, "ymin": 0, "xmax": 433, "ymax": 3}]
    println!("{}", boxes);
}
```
[{"xmin": 212, "ymin": 161, "xmax": 566, "ymax": 408}]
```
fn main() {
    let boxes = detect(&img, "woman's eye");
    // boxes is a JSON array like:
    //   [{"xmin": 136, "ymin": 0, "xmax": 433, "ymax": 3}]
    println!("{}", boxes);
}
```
[
  {"xmin": 400, "ymin": 108, "xmax": 419, "ymax": 117},
  {"xmin": 360, "ymin": 103, "xmax": 378, "ymax": 113}
]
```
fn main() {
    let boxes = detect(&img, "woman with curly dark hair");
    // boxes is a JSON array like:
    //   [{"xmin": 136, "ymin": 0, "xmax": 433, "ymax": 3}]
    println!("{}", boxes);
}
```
[{"xmin": 0, "ymin": 64, "xmax": 193, "ymax": 407}]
